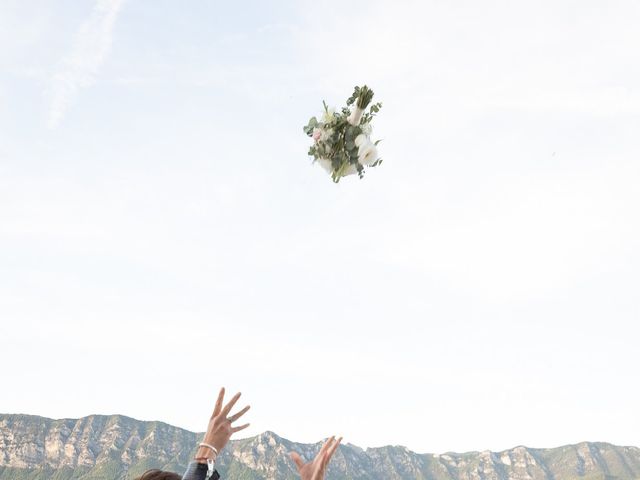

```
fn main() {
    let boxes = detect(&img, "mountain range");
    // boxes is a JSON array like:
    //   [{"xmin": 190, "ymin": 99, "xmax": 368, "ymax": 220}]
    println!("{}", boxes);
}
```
[{"xmin": 1, "ymin": 414, "xmax": 639, "ymax": 480}]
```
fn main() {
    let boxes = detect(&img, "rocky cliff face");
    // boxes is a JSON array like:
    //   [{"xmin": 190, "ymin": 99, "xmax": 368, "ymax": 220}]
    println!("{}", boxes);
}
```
[{"xmin": 1, "ymin": 414, "xmax": 639, "ymax": 480}]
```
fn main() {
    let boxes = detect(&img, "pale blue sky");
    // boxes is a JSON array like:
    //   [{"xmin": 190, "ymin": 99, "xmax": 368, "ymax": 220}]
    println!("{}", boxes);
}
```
[{"xmin": 1, "ymin": 0, "xmax": 639, "ymax": 454}]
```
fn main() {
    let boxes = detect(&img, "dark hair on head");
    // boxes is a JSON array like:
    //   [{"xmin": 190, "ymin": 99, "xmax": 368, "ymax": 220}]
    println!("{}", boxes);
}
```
[{"xmin": 134, "ymin": 469, "xmax": 182, "ymax": 480}]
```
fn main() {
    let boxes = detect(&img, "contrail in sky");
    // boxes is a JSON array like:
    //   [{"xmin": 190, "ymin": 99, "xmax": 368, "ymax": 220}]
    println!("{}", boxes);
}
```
[{"xmin": 47, "ymin": 0, "xmax": 126, "ymax": 128}]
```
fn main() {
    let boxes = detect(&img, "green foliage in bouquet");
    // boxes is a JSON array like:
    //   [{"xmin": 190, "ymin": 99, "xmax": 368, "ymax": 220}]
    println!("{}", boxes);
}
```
[{"xmin": 303, "ymin": 85, "xmax": 383, "ymax": 183}]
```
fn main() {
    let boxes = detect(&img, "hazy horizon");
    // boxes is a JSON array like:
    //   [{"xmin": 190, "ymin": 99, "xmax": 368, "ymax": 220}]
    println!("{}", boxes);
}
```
[{"xmin": 4, "ymin": 411, "xmax": 639, "ymax": 454}]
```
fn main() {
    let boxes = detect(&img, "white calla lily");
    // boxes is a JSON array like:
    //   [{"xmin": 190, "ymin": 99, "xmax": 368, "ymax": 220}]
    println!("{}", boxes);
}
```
[{"xmin": 358, "ymin": 141, "xmax": 378, "ymax": 166}]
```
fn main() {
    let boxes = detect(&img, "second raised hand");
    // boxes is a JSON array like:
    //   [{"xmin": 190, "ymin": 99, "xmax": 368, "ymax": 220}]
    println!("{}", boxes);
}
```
[
  {"xmin": 290, "ymin": 436, "xmax": 342, "ymax": 480},
  {"xmin": 196, "ymin": 388, "xmax": 251, "ymax": 461}
]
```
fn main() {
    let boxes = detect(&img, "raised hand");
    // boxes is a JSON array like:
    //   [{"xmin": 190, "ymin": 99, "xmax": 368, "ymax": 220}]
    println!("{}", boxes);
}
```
[
  {"xmin": 290, "ymin": 436, "xmax": 342, "ymax": 480},
  {"xmin": 195, "ymin": 388, "xmax": 250, "ymax": 461}
]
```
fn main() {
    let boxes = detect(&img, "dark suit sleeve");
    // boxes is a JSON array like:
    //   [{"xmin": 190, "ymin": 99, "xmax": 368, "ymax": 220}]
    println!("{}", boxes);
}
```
[{"xmin": 181, "ymin": 461, "xmax": 220, "ymax": 480}]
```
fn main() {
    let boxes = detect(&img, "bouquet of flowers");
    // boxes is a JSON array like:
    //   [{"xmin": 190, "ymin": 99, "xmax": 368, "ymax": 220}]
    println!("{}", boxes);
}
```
[{"xmin": 303, "ymin": 85, "xmax": 382, "ymax": 183}]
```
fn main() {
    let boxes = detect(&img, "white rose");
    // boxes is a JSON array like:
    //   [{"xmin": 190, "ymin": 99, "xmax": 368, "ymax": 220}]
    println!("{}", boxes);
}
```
[
  {"xmin": 354, "ymin": 134, "xmax": 368, "ymax": 148},
  {"xmin": 358, "ymin": 141, "xmax": 378, "ymax": 166}
]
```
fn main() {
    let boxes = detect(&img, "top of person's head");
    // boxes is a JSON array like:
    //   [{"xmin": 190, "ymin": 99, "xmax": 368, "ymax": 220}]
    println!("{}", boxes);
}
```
[{"xmin": 134, "ymin": 469, "xmax": 181, "ymax": 480}]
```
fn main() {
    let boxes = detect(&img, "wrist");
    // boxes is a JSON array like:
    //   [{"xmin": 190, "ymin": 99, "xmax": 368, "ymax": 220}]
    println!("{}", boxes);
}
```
[
  {"xmin": 195, "ymin": 448, "xmax": 216, "ymax": 459},
  {"xmin": 194, "ymin": 449, "xmax": 210, "ymax": 462},
  {"xmin": 195, "ymin": 442, "xmax": 219, "ymax": 463}
]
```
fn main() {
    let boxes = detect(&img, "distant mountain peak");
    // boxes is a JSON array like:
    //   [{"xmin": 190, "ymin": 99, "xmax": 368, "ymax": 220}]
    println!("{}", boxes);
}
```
[{"xmin": 1, "ymin": 413, "xmax": 639, "ymax": 480}]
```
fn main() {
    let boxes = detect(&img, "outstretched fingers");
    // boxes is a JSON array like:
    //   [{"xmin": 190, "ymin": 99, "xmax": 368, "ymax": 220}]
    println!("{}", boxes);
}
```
[
  {"xmin": 325, "ymin": 437, "xmax": 342, "ymax": 462},
  {"xmin": 231, "ymin": 423, "xmax": 250, "ymax": 433},
  {"xmin": 228, "ymin": 405, "xmax": 251, "ymax": 423},
  {"xmin": 317, "ymin": 435, "xmax": 341, "ymax": 477},
  {"xmin": 211, "ymin": 387, "xmax": 225, "ymax": 418},
  {"xmin": 319, "ymin": 436, "xmax": 335, "ymax": 457},
  {"xmin": 310, "ymin": 436, "xmax": 334, "ymax": 478},
  {"xmin": 290, "ymin": 451, "xmax": 305, "ymax": 470},
  {"xmin": 221, "ymin": 392, "xmax": 242, "ymax": 417}
]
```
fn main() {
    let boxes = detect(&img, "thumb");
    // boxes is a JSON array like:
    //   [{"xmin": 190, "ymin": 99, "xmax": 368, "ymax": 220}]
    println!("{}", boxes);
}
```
[{"xmin": 290, "ymin": 451, "xmax": 305, "ymax": 470}]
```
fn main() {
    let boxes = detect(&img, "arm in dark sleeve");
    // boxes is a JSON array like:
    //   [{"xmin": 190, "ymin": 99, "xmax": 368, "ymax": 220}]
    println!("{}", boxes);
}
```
[{"xmin": 181, "ymin": 461, "xmax": 220, "ymax": 480}]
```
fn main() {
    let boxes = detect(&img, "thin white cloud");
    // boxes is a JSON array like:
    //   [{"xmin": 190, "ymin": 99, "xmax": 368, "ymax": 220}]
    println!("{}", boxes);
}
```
[{"xmin": 47, "ymin": 0, "xmax": 125, "ymax": 128}]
